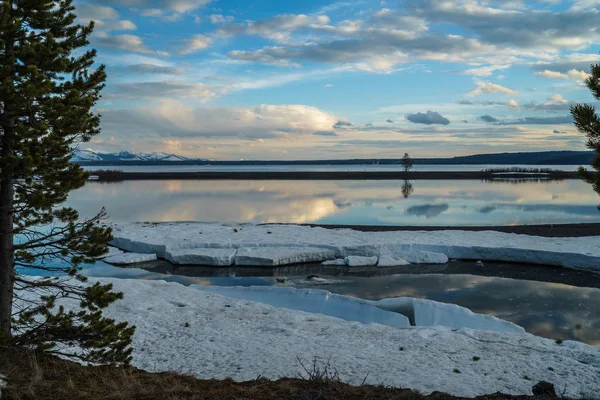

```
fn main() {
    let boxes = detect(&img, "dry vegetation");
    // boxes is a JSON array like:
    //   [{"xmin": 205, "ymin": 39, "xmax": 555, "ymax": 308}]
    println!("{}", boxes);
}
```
[{"xmin": 0, "ymin": 346, "xmax": 573, "ymax": 400}]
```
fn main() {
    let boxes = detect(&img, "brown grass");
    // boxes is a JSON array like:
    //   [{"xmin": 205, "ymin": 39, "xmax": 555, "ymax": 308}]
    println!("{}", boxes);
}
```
[{"xmin": 0, "ymin": 346, "xmax": 568, "ymax": 400}]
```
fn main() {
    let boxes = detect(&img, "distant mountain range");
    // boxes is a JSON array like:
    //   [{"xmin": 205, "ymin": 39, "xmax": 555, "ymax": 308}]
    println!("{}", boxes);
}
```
[
  {"xmin": 72, "ymin": 149, "xmax": 202, "ymax": 162},
  {"xmin": 73, "ymin": 149, "xmax": 595, "ymax": 166}
]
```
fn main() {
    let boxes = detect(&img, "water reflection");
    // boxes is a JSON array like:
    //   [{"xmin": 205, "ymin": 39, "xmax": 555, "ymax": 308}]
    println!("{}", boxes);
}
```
[
  {"xmin": 401, "ymin": 180, "xmax": 413, "ymax": 199},
  {"xmin": 67, "ymin": 179, "xmax": 600, "ymax": 226}
]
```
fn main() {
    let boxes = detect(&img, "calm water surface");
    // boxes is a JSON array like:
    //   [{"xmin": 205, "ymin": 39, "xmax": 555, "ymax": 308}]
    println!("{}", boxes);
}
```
[{"xmin": 68, "ymin": 179, "xmax": 600, "ymax": 226}]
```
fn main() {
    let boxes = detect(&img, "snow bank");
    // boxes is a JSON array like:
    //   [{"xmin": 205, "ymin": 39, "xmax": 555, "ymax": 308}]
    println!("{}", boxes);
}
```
[
  {"xmin": 235, "ymin": 247, "xmax": 336, "ymax": 266},
  {"xmin": 192, "ymin": 286, "xmax": 524, "ymax": 334},
  {"xmin": 110, "ymin": 222, "xmax": 600, "ymax": 271},
  {"xmin": 103, "ymin": 251, "xmax": 157, "ymax": 265},
  {"xmin": 43, "ymin": 278, "xmax": 600, "ymax": 398},
  {"xmin": 193, "ymin": 286, "xmax": 410, "ymax": 328},
  {"xmin": 344, "ymin": 256, "xmax": 378, "ymax": 267},
  {"xmin": 166, "ymin": 248, "xmax": 236, "ymax": 266},
  {"xmin": 375, "ymin": 297, "xmax": 524, "ymax": 333}
]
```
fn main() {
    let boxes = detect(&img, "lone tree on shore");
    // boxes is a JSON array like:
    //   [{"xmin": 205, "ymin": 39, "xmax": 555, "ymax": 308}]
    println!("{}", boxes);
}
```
[
  {"xmin": 571, "ymin": 64, "xmax": 600, "ymax": 206},
  {"xmin": 401, "ymin": 153, "xmax": 413, "ymax": 172},
  {"xmin": 0, "ymin": 0, "xmax": 134, "ymax": 363}
]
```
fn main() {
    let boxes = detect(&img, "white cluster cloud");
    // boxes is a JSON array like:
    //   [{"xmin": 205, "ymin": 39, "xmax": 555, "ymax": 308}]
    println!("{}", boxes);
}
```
[
  {"xmin": 535, "ymin": 69, "xmax": 590, "ymax": 81},
  {"xmin": 100, "ymin": 101, "xmax": 340, "ymax": 140},
  {"xmin": 467, "ymin": 81, "xmax": 520, "ymax": 97},
  {"xmin": 177, "ymin": 34, "xmax": 212, "ymax": 55}
]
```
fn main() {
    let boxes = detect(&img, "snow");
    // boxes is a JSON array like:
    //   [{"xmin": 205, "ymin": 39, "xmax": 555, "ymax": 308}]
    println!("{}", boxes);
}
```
[
  {"xmin": 102, "ymin": 252, "xmax": 157, "ymax": 265},
  {"xmin": 97, "ymin": 246, "xmax": 126, "ymax": 260},
  {"xmin": 386, "ymin": 250, "xmax": 449, "ymax": 265},
  {"xmin": 166, "ymin": 248, "xmax": 236, "ymax": 266},
  {"xmin": 71, "ymin": 149, "xmax": 201, "ymax": 162},
  {"xmin": 26, "ymin": 277, "xmax": 599, "ymax": 398},
  {"xmin": 377, "ymin": 255, "xmax": 411, "ymax": 267},
  {"xmin": 195, "ymin": 286, "xmax": 410, "ymax": 328},
  {"xmin": 110, "ymin": 222, "xmax": 600, "ymax": 271},
  {"xmin": 192, "ymin": 286, "xmax": 524, "ymax": 334},
  {"xmin": 235, "ymin": 247, "xmax": 336, "ymax": 266},
  {"xmin": 344, "ymin": 256, "xmax": 378, "ymax": 267},
  {"xmin": 376, "ymin": 297, "xmax": 524, "ymax": 333},
  {"xmin": 322, "ymin": 258, "xmax": 346, "ymax": 266}
]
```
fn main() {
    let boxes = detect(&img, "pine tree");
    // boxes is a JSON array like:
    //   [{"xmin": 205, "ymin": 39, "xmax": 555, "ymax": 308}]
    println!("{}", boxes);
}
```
[
  {"xmin": 571, "ymin": 64, "xmax": 600, "ymax": 206},
  {"xmin": 401, "ymin": 153, "xmax": 413, "ymax": 172},
  {"xmin": 0, "ymin": 0, "xmax": 134, "ymax": 364}
]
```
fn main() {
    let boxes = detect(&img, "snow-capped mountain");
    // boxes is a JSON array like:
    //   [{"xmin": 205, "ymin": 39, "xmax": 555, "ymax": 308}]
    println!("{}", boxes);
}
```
[{"xmin": 72, "ymin": 149, "xmax": 199, "ymax": 162}]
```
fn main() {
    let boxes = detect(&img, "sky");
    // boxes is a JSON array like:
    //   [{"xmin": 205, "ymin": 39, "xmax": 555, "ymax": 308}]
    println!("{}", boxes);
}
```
[{"xmin": 76, "ymin": 0, "xmax": 600, "ymax": 160}]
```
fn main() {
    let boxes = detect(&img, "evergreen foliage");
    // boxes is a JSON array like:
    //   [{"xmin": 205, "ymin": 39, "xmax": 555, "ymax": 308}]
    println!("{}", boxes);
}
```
[
  {"xmin": 401, "ymin": 153, "xmax": 413, "ymax": 172},
  {"xmin": 0, "ymin": 0, "xmax": 134, "ymax": 364},
  {"xmin": 571, "ymin": 64, "xmax": 600, "ymax": 207}
]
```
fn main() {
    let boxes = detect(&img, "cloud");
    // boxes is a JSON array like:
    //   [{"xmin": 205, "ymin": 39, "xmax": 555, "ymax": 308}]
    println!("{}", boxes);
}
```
[
  {"xmin": 313, "ymin": 131, "xmax": 338, "ymax": 136},
  {"xmin": 467, "ymin": 81, "xmax": 519, "ymax": 97},
  {"xmin": 535, "ymin": 70, "xmax": 569, "ymax": 79},
  {"xmin": 479, "ymin": 206, "xmax": 496, "ymax": 214},
  {"xmin": 324, "ymin": 84, "xmax": 334, "ymax": 88},
  {"xmin": 215, "ymin": 14, "xmax": 330, "ymax": 43},
  {"xmin": 406, "ymin": 111, "xmax": 450, "ymax": 125},
  {"xmin": 126, "ymin": 64, "xmax": 185, "ymax": 74},
  {"xmin": 405, "ymin": 204, "xmax": 449, "ymax": 218},
  {"xmin": 93, "ymin": 33, "xmax": 158, "ymax": 54},
  {"xmin": 507, "ymin": 99, "xmax": 519, "ymax": 108},
  {"xmin": 106, "ymin": 82, "xmax": 225, "ymax": 102},
  {"xmin": 531, "ymin": 53, "xmax": 599, "ymax": 75},
  {"xmin": 404, "ymin": 0, "xmax": 600, "ymax": 51},
  {"xmin": 211, "ymin": 3, "xmax": 600, "ymax": 77},
  {"xmin": 100, "ymin": 101, "xmax": 339, "ymax": 140},
  {"xmin": 75, "ymin": 3, "xmax": 119, "ymax": 21},
  {"xmin": 535, "ymin": 69, "xmax": 590, "ymax": 81},
  {"xmin": 333, "ymin": 120, "xmax": 353, "ymax": 129},
  {"xmin": 386, "ymin": 119, "xmax": 394, "ymax": 123},
  {"xmin": 210, "ymin": 14, "xmax": 234, "ymax": 24},
  {"xmin": 177, "ymin": 34, "xmax": 212, "ymax": 55},
  {"xmin": 103, "ymin": 0, "xmax": 213, "ymax": 14},
  {"xmin": 499, "ymin": 115, "xmax": 573, "ymax": 125},
  {"xmin": 479, "ymin": 115, "xmax": 499, "ymax": 123}
]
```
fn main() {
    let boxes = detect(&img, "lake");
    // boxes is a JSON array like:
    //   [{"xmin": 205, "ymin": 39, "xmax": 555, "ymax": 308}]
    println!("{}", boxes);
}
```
[
  {"xmin": 68, "ymin": 178, "xmax": 600, "ymax": 226},
  {"xmin": 82, "ymin": 164, "xmax": 581, "ymax": 173}
]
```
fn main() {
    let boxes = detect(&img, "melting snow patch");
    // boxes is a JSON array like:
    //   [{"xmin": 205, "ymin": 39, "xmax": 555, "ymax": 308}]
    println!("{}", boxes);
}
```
[
  {"xmin": 103, "ymin": 252, "xmax": 157, "ymax": 265},
  {"xmin": 235, "ymin": 247, "xmax": 336, "ymax": 266},
  {"xmin": 377, "ymin": 255, "xmax": 411, "ymax": 267},
  {"xmin": 344, "ymin": 256, "xmax": 378, "ymax": 267},
  {"xmin": 110, "ymin": 222, "xmax": 600, "ymax": 271},
  {"xmin": 322, "ymin": 258, "xmax": 346, "ymax": 266},
  {"xmin": 166, "ymin": 248, "xmax": 236, "ymax": 266},
  {"xmin": 396, "ymin": 250, "xmax": 449, "ymax": 264},
  {"xmin": 195, "ymin": 285, "xmax": 410, "ymax": 328}
]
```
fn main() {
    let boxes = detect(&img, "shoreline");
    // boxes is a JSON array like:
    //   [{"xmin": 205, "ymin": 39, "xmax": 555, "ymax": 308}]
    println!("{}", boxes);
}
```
[
  {"xmin": 302, "ymin": 222, "xmax": 600, "ymax": 237},
  {"xmin": 89, "ymin": 170, "xmax": 582, "ymax": 181}
]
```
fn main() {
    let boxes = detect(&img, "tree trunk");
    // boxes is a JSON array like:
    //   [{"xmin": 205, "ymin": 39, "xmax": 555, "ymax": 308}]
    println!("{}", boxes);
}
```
[
  {"xmin": 0, "ymin": 2, "xmax": 15, "ymax": 339},
  {"xmin": 0, "ymin": 178, "xmax": 14, "ymax": 338}
]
